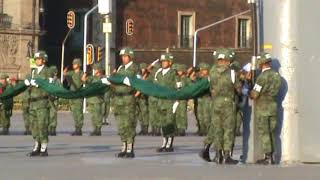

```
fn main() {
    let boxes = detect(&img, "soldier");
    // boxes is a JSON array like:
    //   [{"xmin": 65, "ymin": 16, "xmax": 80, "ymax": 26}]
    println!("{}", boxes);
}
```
[
  {"xmin": 136, "ymin": 63, "xmax": 149, "ymax": 135},
  {"xmin": 175, "ymin": 64, "xmax": 189, "ymax": 136},
  {"xmin": 64, "ymin": 58, "xmax": 84, "ymax": 136},
  {"xmin": 199, "ymin": 49, "xmax": 242, "ymax": 164},
  {"xmin": 82, "ymin": 63, "xmax": 105, "ymax": 136},
  {"xmin": 154, "ymin": 51, "xmax": 177, "ymax": 152},
  {"xmin": 0, "ymin": 74, "xmax": 13, "ymax": 135},
  {"xmin": 48, "ymin": 66, "xmax": 60, "ymax": 136},
  {"xmin": 250, "ymin": 53, "xmax": 281, "ymax": 165},
  {"xmin": 102, "ymin": 91, "xmax": 111, "ymax": 126},
  {"xmin": 109, "ymin": 47, "xmax": 139, "ymax": 158},
  {"xmin": 147, "ymin": 63, "xmax": 162, "ymax": 136},
  {"xmin": 195, "ymin": 63, "xmax": 212, "ymax": 136},
  {"xmin": 24, "ymin": 51, "xmax": 53, "ymax": 157},
  {"xmin": 21, "ymin": 75, "xmax": 32, "ymax": 135}
]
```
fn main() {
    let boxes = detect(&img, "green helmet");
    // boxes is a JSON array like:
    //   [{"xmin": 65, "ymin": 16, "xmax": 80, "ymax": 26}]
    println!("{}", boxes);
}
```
[
  {"xmin": 72, "ymin": 58, "xmax": 82, "ymax": 66},
  {"xmin": 92, "ymin": 63, "xmax": 103, "ymax": 71},
  {"xmin": 199, "ymin": 63, "xmax": 210, "ymax": 70},
  {"xmin": 213, "ymin": 48, "xmax": 235, "ymax": 62},
  {"xmin": 34, "ymin": 50, "xmax": 48, "ymax": 61},
  {"xmin": 160, "ymin": 52, "xmax": 174, "ymax": 62},
  {"xmin": 49, "ymin": 66, "xmax": 58, "ymax": 75},
  {"xmin": 230, "ymin": 61, "xmax": 241, "ymax": 71},
  {"xmin": 176, "ymin": 64, "xmax": 187, "ymax": 71},
  {"xmin": 119, "ymin": 47, "xmax": 134, "ymax": 59},
  {"xmin": 257, "ymin": 52, "xmax": 272, "ymax": 66},
  {"xmin": 139, "ymin": 63, "xmax": 147, "ymax": 70}
]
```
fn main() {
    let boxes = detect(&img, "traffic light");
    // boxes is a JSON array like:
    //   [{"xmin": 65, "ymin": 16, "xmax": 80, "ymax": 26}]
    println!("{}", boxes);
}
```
[
  {"xmin": 97, "ymin": 46, "xmax": 104, "ymax": 62},
  {"xmin": 67, "ymin": 11, "xmax": 76, "ymax": 29},
  {"xmin": 126, "ymin": 19, "xmax": 134, "ymax": 35},
  {"xmin": 86, "ymin": 44, "xmax": 94, "ymax": 65}
]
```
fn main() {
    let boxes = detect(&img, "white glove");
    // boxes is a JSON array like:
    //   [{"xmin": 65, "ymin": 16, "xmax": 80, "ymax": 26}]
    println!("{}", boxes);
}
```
[
  {"xmin": 123, "ymin": 77, "xmax": 131, "ymax": 86},
  {"xmin": 24, "ymin": 79, "xmax": 31, "ymax": 86},
  {"xmin": 136, "ymin": 74, "xmax": 142, "ymax": 79},
  {"xmin": 101, "ymin": 78, "xmax": 111, "ymax": 85},
  {"xmin": 151, "ymin": 59, "xmax": 160, "ymax": 66},
  {"xmin": 30, "ymin": 79, "xmax": 38, "ymax": 87},
  {"xmin": 48, "ymin": 78, "xmax": 54, "ymax": 84},
  {"xmin": 172, "ymin": 101, "xmax": 180, "ymax": 114},
  {"xmin": 176, "ymin": 82, "xmax": 182, "ymax": 89}
]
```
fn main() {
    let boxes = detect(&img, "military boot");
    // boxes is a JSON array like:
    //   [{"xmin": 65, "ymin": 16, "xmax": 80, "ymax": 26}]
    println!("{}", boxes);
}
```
[
  {"xmin": 156, "ymin": 137, "xmax": 168, "ymax": 152},
  {"xmin": 39, "ymin": 143, "xmax": 48, "ymax": 157},
  {"xmin": 198, "ymin": 144, "xmax": 211, "ymax": 162},
  {"xmin": 212, "ymin": 149, "xmax": 223, "ymax": 164},
  {"xmin": 165, "ymin": 137, "xmax": 174, "ymax": 152},
  {"xmin": 28, "ymin": 141, "xmax": 40, "ymax": 157},
  {"xmin": 116, "ymin": 142, "xmax": 127, "ymax": 158},
  {"xmin": 256, "ymin": 152, "xmax": 275, "ymax": 165},
  {"xmin": 223, "ymin": 150, "xmax": 238, "ymax": 165},
  {"xmin": 125, "ymin": 142, "xmax": 135, "ymax": 158}
]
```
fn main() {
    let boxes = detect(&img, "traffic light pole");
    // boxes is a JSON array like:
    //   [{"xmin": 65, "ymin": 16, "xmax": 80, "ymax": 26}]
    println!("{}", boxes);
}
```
[
  {"xmin": 83, "ymin": 5, "xmax": 98, "ymax": 113},
  {"xmin": 104, "ymin": 15, "xmax": 111, "ymax": 76},
  {"xmin": 60, "ymin": 29, "xmax": 72, "ymax": 82}
]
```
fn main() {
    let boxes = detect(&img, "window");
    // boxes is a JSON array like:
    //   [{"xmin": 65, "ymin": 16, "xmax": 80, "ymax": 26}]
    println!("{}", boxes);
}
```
[
  {"xmin": 237, "ymin": 17, "xmax": 251, "ymax": 49},
  {"xmin": 178, "ymin": 11, "xmax": 195, "ymax": 48}
]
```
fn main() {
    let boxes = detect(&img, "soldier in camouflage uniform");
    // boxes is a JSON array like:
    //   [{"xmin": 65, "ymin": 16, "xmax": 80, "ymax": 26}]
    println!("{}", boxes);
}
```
[
  {"xmin": 64, "ymin": 58, "xmax": 84, "ymax": 136},
  {"xmin": 48, "ymin": 66, "xmax": 60, "ymax": 136},
  {"xmin": 199, "ymin": 49, "xmax": 242, "ymax": 164},
  {"xmin": 175, "ymin": 64, "xmax": 189, "ymax": 136},
  {"xmin": 24, "ymin": 51, "xmax": 53, "ymax": 157},
  {"xmin": 82, "ymin": 63, "xmax": 105, "ymax": 136},
  {"xmin": 250, "ymin": 53, "xmax": 281, "ymax": 165},
  {"xmin": 147, "ymin": 63, "xmax": 162, "ymax": 136},
  {"xmin": 195, "ymin": 63, "xmax": 212, "ymax": 136},
  {"xmin": 0, "ymin": 74, "xmax": 13, "ymax": 135},
  {"xmin": 21, "ymin": 76, "xmax": 32, "ymax": 135},
  {"xmin": 154, "ymin": 51, "xmax": 177, "ymax": 152},
  {"xmin": 136, "ymin": 63, "xmax": 149, "ymax": 135},
  {"xmin": 109, "ymin": 47, "xmax": 139, "ymax": 158}
]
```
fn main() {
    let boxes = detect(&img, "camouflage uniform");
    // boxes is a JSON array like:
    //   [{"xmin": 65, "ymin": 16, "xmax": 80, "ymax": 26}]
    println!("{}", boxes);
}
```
[
  {"xmin": 251, "ymin": 53, "xmax": 281, "ymax": 164},
  {"xmin": 21, "ymin": 86, "xmax": 31, "ymax": 135},
  {"xmin": 136, "ymin": 63, "xmax": 149, "ymax": 135},
  {"xmin": 86, "ymin": 64, "xmax": 104, "ymax": 136},
  {"xmin": 154, "ymin": 52, "xmax": 177, "ymax": 152},
  {"xmin": 200, "ymin": 49, "xmax": 241, "ymax": 164},
  {"xmin": 102, "ymin": 91, "xmax": 111, "ymax": 125},
  {"xmin": 175, "ymin": 64, "xmax": 189, "ymax": 136},
  {"xmin": 27, "ymin": 51, "xmax": 52, "ymax": 156},
  {"xmin": 196, "ymin": 63, "xmax": 212, "ymax": 136},
  {"xmin": 0, "ymin": 74, "xmax": 13, "ymax": 135},
  {"xmin": 65, "ymin": 58, "xmax": 84, "ymax": 136},
  {"xmin": 147, "ymin": 64, "xmax": 162, "ymax": 136},
  {"xmin": 113, "ymin": 47, "xmax": 138, "ymax": 158},
  {"xmin": 48, "ymin": 66, "xmax": 60, "ymax": 136}
]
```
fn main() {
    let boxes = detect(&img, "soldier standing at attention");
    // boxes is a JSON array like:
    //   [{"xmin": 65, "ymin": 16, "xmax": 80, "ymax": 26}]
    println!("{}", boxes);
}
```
[
  {"xmin": 136, "ymin": 63, "xmax": 149, "ymax": 135},
  {"xmin": 0, "ymin": 74, "xmax": 12, "ymax": 135},
  {"xmin": 82, "ymin": 63, "xmax": 105, "ymax": 136},
  {"xmin": 154, "ymin": 51, "xmax": 177, "ymax": 152},
  {"xmin": 64, "ymin": 58, "xmax": 84, "ymax": 136},
  {"xmin": 199, "ymin": 49, "xmax": 242, "ymax": 164},
  {"xmin": 250, "ymin": 53, "xmax": 281, "ymax": 165},
  {"xmin": 109, "ymin": 47, "xmax": 138, "ymax": 158},
  {"xmin": 48, "ymin": 66, "xmax": 60, "ymax": 136},
  {"xmin": 175, "ymin": 64, "xmax": 189, "ymax": 136},
  {"xmin": 21, "ymin": 75, "xmax": 32, "ymax": 135},
  {"xmin": 24, "ymin": 51, "xmax": 53, "ymax": 157},
  {"xmin": 194, "ymin": 63, "xmax": 212, "ymax": 136}
]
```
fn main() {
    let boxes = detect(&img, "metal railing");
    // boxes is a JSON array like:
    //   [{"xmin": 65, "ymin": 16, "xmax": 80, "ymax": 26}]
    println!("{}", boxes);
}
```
[{"xmin": 0, "ymin": 13, "xmax": 12, "ymax": 29}]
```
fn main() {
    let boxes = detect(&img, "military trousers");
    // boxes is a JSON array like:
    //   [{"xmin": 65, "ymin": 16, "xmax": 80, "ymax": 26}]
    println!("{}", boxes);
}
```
[
  {"xmin": 48, "ymin": 99, "xmax": 58, "ymax": 131},
  {"xmin": 196, "ymin": 97, "xmax": 211, "ymax": 135},
  {"xmin": 114, "ymin": 95, "xmax": 136, "ymax": 144},
  {"xmin": 30, "ymin": 106, "xmax": 49, "ymax": 143},
  {"xmin": 175, "ymin": 100, "xmax": 188, "ymax": 131},
  {"xmin": 70, "ymin": 99, "xmax": 84, "ymax": 130},
  {"xmin": 257, "ymin": 115, "xmax": 277, "ymax": 154},
  {"xmin": 88, "ymin": 103, "xmax": 103, "ymax": 131},
  {"xmin": 22, "ymin": 104, "xmax": 30, "ymax": 131},
  {"xmin": 136, "ymin": 97, "xmax": 149, "ymax": 131}
]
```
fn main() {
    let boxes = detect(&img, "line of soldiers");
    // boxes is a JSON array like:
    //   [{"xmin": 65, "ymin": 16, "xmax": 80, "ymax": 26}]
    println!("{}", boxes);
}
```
[{"xmin": 0, "ymin": 47, "xmax": 281, "ymax": 165}]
